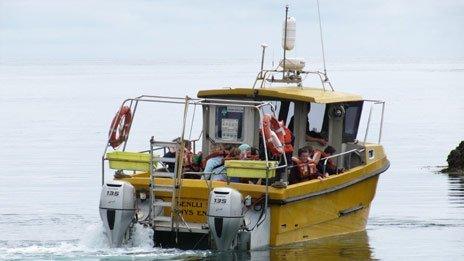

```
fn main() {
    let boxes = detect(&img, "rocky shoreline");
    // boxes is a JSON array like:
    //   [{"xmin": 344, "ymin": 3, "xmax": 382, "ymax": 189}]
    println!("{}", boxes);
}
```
[{"xmin": 441, "ymin": 141, "xmax": 464, "ymax": 174}]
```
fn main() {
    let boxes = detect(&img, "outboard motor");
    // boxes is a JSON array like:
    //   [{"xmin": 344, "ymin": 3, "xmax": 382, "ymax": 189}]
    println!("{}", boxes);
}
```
[
  {"xmin": 99, "ymin": 181, "xmax": 136, "ymax": 247},
  {"xmin": 207, "ymin": 187, "xmax": 243, "ymax": 250}
]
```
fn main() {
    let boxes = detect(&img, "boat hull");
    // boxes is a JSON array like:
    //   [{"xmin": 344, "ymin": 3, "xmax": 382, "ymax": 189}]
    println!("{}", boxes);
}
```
[
  {"xmin": 269, "ymin": 177, "xmax": 378, "ymax": 246},
  {"xmin": 120, "ymin": 145, "xmax": 389, "ymax": 248}
]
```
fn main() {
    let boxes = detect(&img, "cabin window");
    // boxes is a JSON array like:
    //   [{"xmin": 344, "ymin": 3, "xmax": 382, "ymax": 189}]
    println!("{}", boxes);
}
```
[
  {"xmin": 308, "ymin": 103, "xmax": 326, "ymax": 133},
  {"xmin": 288, "ymin": 102, "xmax": 326, "ymax": 135},
  {"xmin": 283, "ymin": 102, "xmax": 295, "ymax": 127},
  {"xmin": 262, "ymin": 101, "xmax": 294, "ymax": 129},
  {"xmin": 343, "ymin": 101, "xmax": 363, "ymax": 142},
  {"xmin": 214, "ymin": 106, "xmax": 244, "ymax": 142}
]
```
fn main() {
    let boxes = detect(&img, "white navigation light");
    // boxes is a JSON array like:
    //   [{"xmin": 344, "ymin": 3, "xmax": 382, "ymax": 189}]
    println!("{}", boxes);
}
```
[
  {"xmin": 279, "ymin": 58, "xmax": 305, "ymax": 71},
  {"xmin": 282, "ymin": 17, "xmax": 296, "ymax": 51}
]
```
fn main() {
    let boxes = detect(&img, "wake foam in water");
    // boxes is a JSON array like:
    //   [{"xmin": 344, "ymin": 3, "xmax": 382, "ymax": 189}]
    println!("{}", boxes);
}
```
[{"xmin": 1, "ymin": 223, "xmax": 209, "ymax": 260}]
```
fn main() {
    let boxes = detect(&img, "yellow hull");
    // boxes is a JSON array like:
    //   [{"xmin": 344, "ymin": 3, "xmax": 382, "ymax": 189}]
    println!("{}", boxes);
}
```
[
  {"xmin": 120, "ymin": 145, "xmax": 389, "ymax": 247},
  {"xmin": 270, "ymin": 179, "xmax": 376, "ymax": 246}
]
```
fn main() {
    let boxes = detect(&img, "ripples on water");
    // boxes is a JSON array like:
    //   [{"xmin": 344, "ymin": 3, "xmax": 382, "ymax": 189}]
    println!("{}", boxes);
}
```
[
  {"xmin": 1, "ymin": 59, "xmax": 463, "ymax": 260},
  {"xmin": 448, "ymin": 175, "xmax": 464, "ymax": 208}
]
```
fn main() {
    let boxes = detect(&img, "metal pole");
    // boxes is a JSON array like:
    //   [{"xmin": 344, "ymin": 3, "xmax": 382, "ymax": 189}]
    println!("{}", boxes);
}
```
[
  {"xmin": 363, "ymin": 104, "xmax": 373, "ymax": 143},
  {"xmin": 260, "ymin": 44, "xmax": 268, "ymax": 79},
  {"xmin": 316, "ymin": 0, "xmax": 327, "ymax": 77},
  {"xmin": 123, "ymin": 100, "xmax": 139, "ymax": 151},
  {"xmin": 101, "ymin": 157, "xmax": 105, "ymax": 186},
  {"xmin": 188, "ymin": 103, "xmax": 196, "ymax": 141},
  {"xmin": 258, "ymin": 109, "xmax": 269, "ymax": 163},
  {"xmin": 149, "ymin": 136, "xmax": 155, "ymax": 221},
  {"xmin": 378, "ymin": 102, "xmax": 385, "ymax": 144},
  {"xmin": 282, "ymin": 5, "xmax": 289, "ymax": 78},
  {"xmin": 323, "ymin": 158, "xmax": 327, "ymax": 175}
]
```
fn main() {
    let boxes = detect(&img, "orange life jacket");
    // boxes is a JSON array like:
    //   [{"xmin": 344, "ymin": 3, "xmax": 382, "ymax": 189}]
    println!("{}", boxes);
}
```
[{"xmin": 292, "ymin": 157, "xmax": 318, "ymax": 180}]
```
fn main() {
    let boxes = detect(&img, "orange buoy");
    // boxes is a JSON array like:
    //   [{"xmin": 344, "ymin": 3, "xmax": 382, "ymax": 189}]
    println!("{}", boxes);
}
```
[{"xmin": 108, "ymin": 106, "xmax": 132, "ymax": 149}]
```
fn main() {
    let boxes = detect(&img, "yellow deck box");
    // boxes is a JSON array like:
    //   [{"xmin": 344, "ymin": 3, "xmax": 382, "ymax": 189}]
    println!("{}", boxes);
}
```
[
  {"xmin": 225, "ymin": 160, "xmax": 278, "ymax": 178},
  {"xmin": 106, "ymin": 151, "xmax": 154, "ymax": 172}
]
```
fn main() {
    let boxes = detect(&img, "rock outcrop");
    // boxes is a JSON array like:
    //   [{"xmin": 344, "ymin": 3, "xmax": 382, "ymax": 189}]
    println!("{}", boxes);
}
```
[{"xmin": 442, "ymin": 141, "xmax": 464, "ymax": 174}]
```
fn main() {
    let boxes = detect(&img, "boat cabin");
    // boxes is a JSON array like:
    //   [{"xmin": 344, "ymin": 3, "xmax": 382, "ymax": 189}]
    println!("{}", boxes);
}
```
[{"xmin": 197, "ymin": 87, "xmax": 368, "ymax": 173}]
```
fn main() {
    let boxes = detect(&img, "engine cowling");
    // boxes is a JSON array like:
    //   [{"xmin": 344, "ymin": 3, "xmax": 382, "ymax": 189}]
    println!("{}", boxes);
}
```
[
  {"xmin": 207, "ymin": 187, "xmax": 243, "ymax": 250},
  {"xmin": 99, "ymin": 181, "xmax": 136, "ymax": 247}
]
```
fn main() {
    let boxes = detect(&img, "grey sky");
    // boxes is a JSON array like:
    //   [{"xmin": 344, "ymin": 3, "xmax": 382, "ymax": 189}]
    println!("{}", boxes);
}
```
[{"xmin": 1, "ymin": 0, "xmax": 463, "ymax": 61}]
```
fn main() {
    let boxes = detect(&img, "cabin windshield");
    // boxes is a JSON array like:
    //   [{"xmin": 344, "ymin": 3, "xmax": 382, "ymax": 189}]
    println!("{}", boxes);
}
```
[{"xmin": 342, "ymin": 101, "xmax": 363, "ymax": 142}]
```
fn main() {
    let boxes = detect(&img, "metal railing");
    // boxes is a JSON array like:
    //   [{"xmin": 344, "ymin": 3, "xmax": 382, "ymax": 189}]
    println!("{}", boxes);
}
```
[
  {"xmin": 252, "ymin": 69, "xmax": 334, "ymax": 91},
  {"xmin": 321, "ymin": 148, "xmax": 364, "ymax": 175},
  {"xmin": 362, "ymin": 99, "xmax": 385, "ymax": 144},
  {"xmin": 100, "ymin": 94, "xmax": 287, "ymax": 187}
]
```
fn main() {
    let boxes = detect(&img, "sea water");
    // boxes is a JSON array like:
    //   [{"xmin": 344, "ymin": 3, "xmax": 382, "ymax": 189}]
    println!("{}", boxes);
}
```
[{"xmin": 0, "ymin": 58, "xmax": 463, "ymax": 260}]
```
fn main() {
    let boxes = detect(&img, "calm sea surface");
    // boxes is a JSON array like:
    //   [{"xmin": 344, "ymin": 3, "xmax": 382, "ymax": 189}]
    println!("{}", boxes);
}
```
[{"xmin": 0, "ymin": 59, "xmax": 463, "ymax": 260}]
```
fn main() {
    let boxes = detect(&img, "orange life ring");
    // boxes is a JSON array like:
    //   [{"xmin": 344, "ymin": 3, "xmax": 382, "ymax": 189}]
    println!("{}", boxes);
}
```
[
  {"xmin": 108, "ymin": 106, "xmax": 132, "ymax": 149},
  {"xmin": 270, "ymin": 117, "xmax": 294, "ymax": 154},
  {"xmin": 263, "ymin": 114, "xmax": 284, "ymax": 156}
]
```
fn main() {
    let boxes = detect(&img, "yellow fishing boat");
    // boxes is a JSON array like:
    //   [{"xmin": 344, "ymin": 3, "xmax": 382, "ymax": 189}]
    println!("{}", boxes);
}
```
[{"xmin": 98, "ymin": 6, "xmax": 389, "ymax": 250}]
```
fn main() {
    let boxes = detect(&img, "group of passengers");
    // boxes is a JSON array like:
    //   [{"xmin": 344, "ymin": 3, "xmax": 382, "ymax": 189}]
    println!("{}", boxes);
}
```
[
  {"xmin": 164, "ymin": 141, "xmax": 262, "ymax": 183},
  {"xmin": 163, "ymin": 121, "xmax": 342, "ymax": 185},
  {"xmin": 289, "ymin": 145, "xmax": 339, "ymax": 184}
]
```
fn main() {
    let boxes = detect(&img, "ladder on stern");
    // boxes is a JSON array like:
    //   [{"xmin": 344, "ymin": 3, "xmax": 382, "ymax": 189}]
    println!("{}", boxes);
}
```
[{"xmin": 148, "ymin": 97, "xmax": 191, "ymax": 241}]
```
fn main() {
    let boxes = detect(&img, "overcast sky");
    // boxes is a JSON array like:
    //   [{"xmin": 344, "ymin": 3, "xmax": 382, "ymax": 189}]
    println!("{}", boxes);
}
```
[{"xmin": 0, "ymin": 0, "xmax": 463, "ymax": 61}]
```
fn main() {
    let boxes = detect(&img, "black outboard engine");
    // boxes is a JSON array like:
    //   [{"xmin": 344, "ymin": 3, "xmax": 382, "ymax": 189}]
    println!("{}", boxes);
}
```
[
  {"xmin": 207, "ymin": 187, "xmax": 244, "ymax": 250},
  {"xmin": 99, "ymin": 181, "xmax": 136, "ymax": 247}
]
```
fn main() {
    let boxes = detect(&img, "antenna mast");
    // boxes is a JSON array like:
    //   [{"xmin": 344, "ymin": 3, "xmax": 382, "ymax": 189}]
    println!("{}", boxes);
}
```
[
  {"xmin": 316, "ymin": 0, "xmax": 327, "ymax": 75},
  {"xmin": 316, "ymin": 0, "xmax": 333, "ymax": 90},
  {"xmin": 253, "ymin": 4, "xmax": 333, "ymax": 90}
]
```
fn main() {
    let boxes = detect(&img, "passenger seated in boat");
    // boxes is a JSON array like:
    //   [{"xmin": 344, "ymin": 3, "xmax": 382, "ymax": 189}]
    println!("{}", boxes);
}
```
[
  {"xmin": 226, "ymin": 144, "xmax": 262, "ymax": 184},
  {"xmin": 163, "ymin": 138, "xmax": 195, "ymax": 171},
  {"xmin": 238, "ymin": 143, "xmax": 251, "ymax": 159},
  {"xmin": 290, "ymin": 147, "xmax": 316, "ymax": 184},
  {"xmin": 317, "ymin": 146, "xmax": 341, "ymax": 175},
  {"xmin": 202, "ymin": 144, "xmax": 229, "ymax": 181},
  {"xmin": 290, "ymin": 147, "xmax": 327, "ymax": 184},
  {"xmin": 235, "ymin": 143, "xmax": 260, "ymax": 160},
  {"xmin": 225, "ymin": 147, "xmax": 241, "ymax": 160},
  {"xmin": 305, "ymin": 145, "xmax": 330, "ymax": 179},
  {"xmin": 185, "ymin": 142, "xmax": 208, "ymax": 179},
  {"xmin": 243, "ymin": 147, "xmax": 263, "ymax": 185},
  {"xmin": 241, "ymin": 146, "xmax": 260, "ymax": 162},
  {"xmin": 225, "ymin": 144, "xmax": 249, "ymax": 183},
  {"xmin": 163, "ymin": 138, "xmax": 179, "ymax": 172}
]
